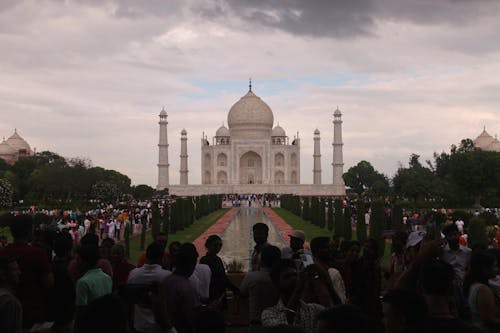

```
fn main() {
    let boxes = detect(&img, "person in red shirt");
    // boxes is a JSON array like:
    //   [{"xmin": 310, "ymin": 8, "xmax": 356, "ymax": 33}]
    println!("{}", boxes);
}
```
[
  {"xmin": 0, "ymin": 215, "xmax": 54, "ymax": 329},
  {"xmin": 110, "ymin": 244, "xmax": 135, "ymax": 290}
]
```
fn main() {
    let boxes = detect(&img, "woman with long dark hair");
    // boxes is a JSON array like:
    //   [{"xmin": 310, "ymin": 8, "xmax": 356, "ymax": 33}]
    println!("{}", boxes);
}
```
[
  {"xmin": 199, "ymin": 235, "xmax": 239, "ymax": 310},
  {"xmin": 464, "ymin": 251, "xmax": 500, "ymax": 332}
]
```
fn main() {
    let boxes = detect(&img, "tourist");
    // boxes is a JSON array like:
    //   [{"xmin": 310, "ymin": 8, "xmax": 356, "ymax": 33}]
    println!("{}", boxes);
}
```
[
  {"xmin": 0, "ymin": 255, "xmax": 23, "ymax": 333},
  {"xmin": 108, "ymin": 218, "xmax": 116, "ymax": 240},
  {"xmin": 74, "ymin": 244, "xmax": 112, "ymax": 306},
  {"xmin": 251, "ymin": 223, "xmax": 269, "ymax": 271},
  {"xmin": 381, "ymin": 289, "xmax": 428, "ymax": 333},
  {"xmin": 189, "ymin": 262, "xmax": 212, "ymax": 304},
  {"xmin": 0, "ymin": 215, "xmax": 54, "ymax": 329},
  {"xmin": 464, "ymin": 251, "xmax": 500, "ymax": 332},
  {"xmin": 77, "ymin": 294, "xmax": 127, "ymax": 333},
  {"xmin": 200, "ymin": 235, "xmax": 240, "ymax": 310},
  {"xmin": 261, "ymin": 260, "xmax": 324, "ymax": 332},
  {"xmin": 441, "ymin": 224, "xmax": 471, "ymax": 287},
  {"xmin": 160, "ymin": 243, "xmax": 200, "ymax": 333},
  {"xmin": 74, "ymin": 244, "xmax": 112, "ymax": 329},
  {"xmin": 339, "ymin": 240, "xmax": 360, "ymax": 301},
  {"xmin": 387, "ymin": 231, "xmax": 407, "ymax": 289},
  {"xmin": 137, "ymin": 232, "xmax": 169, "ymax": 267},
  {"xmin": 281, "ymin": 229, "xmax": 309, "ymax": 260},
  {"xmin": 127, "ymin": 242, "xmax": 172, "ymax": 333},
  {"xmin": 240, "ymin": 245, "xmax": 281, "ymax": 331},
  {"xmin": 68, "ymin": 233, "xmax": 113, "ymax": 282},
  {"xmin": 110, "ymin": 244, "xmax": 135, "ymax": 290},
  {"xmin": 100, "ymin": 236, "xmax": 115, "ymax": 262},
  {"xmin": 420, "ymin": 258, "xmax": 481, "ymax": 332},
  {"xmin": 316, "ymin": 305, "xmax": 370, "ymax": 333},
  {"xmin": 49, "ymin": 232, "xmax": 76, "ymax": 333},
  {"xmin": 193, "ymin": 307, "xmax": 226, "ymax": 333},
  {"xmin": 350, "ymin": 239, "xmax": 382, "ymax": 319}
]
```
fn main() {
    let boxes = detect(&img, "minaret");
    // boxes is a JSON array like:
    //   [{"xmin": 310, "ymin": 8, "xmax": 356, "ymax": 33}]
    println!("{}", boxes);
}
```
[
  {"xmin": 180, "ymin": 129, "xmax": 188, "ymax": 185},
  {"xmin": 313, "ymin": 128, "xmax": 321, "ymax": 185},
  {"xmin": 157, "ymin": 108, "xmax": 169, "ymax": 190},
  {"xmin": 332, "ymin": 107, "xmax": 346, "ymax": 195}
]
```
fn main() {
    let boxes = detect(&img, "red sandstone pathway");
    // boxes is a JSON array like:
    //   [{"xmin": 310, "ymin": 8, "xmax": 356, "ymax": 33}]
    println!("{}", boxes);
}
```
[
  {"xmin": 193, "ymin": 208, "xmax": 239, "ymax": 257},
  {"xmin": 263, "ymin": 207, "xmax": 296, "ymax": 245}
]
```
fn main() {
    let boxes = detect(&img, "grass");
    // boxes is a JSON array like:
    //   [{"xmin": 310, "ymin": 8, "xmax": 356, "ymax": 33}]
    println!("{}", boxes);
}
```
[
  {"xmin": 127, "ymin": 208, "xmax": 230, "ymax": 264},
  {"xmin": 272, "ymin": 208, "xmax": 391, "ymax": 269}
]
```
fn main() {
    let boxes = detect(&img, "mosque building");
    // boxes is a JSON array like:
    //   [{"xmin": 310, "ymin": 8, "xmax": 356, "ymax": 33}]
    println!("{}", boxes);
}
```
[
  {"xmin": 0, "ymin": 129, "xmax": 33, "ymax": 165},
  {"xmin": 157, "ymin": 83, "xmax": 346, "ymax": 196},
  {"xmin": 473, "ymin": 127, "xmax": 500, "ymax": 152}
]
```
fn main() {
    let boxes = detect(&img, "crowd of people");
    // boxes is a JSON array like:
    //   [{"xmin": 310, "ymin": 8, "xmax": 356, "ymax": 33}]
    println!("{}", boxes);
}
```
[{"xmin": 2, "ymin": 207, "xmax": 500, "ymax": 333}]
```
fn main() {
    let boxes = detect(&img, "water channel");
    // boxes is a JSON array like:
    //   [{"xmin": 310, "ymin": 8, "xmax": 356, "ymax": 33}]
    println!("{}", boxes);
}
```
[{"xmin": 218, "ymin": 203, "xmax": 287, "ymax": 271}]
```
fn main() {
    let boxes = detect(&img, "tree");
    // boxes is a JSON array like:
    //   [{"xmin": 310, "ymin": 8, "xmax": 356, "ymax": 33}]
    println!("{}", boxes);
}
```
[
  {"xmin": 319, "ymin": 198, "xmax": 326, "ymax": 228},
  {"xmin": 356, "ymin": 201, "xmax": 367, "ymax": 242},
  {"xmin": 370, "ymin": 200, "xmax": 386, "ymax": 257},
  {"xmin": 0, "ymin": 178, "xmax": 13, "ymax": 208},
  {"xmin": 391, "ymin": 203, "xmax": 404, "ymax": 231},
  {"xmin": 302, "ymin": 197, "xmax": 310, "ymax": 222},
  {"xmin": 343, "ymin": 161, "xmax": 389, "ymax": 198},
  {"xmin": 91, "ymin": 181, "xmax": 120, "ymax": 203},
  {"xmin": 393, "ymin": 154, "xmax": 439, "ymax": 203},
  {"xmin": 132, "ymin": 184, "xmax": 155, "ymax": 200},
  {"xmin": 343, "ymin": 205, "xmax": 352, "ymax": 240},
  {"xmin": 327, "ymin": 198, "xmax": 333, "ymax": 231},
  {"xmin": 334, "ymin": 199, "xmax": 344, "ymax": 238},
  {"xmin": 468, "ymin": 217, "xmax": 488, "ymax": 249}
]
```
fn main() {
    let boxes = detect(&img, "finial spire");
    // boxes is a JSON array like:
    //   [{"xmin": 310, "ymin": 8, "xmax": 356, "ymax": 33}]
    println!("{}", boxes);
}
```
[{"xmin": 249, "ymin": 77, "xmax": 252, "ymax": 92}]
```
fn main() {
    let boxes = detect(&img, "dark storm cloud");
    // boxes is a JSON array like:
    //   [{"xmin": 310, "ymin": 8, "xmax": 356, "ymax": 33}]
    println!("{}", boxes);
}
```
[{"xmin": 64, "ymin": 0, "xmax": 500, "ymax": 38}]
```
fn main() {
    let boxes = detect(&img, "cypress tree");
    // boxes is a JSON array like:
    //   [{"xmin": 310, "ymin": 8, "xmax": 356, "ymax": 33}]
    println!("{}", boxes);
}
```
[
  {"xmin": 334, "ymin": 199, "xmax": 344, "ymax": 238},
  {"xmin": 140, "ymin": 215, "xmax": 147, "ymax": 250},
  {"xmin": 327, "ymin": 198, "xmax": 334, "ymax": 231},
  {"xmin": 302, "ymin": 197, "xmax": 310, "ymax": 222},
  {"xmin": 124, "ymin": 220, "xmax": 131, "ymax": 258},
  {"xmin": 356, "ymin": 201, "xmax": 367, "ymax": 242},
  {"xmin": 319, "ymin": 198, "xmax": 326, "ymax": 228},
  {"xmin": 343, "ymin": 205, "xmax": 352, "ymax": 240},
  {"xmin": 151, "ymin": 203, "xmax": 161, "ymax": 238},
  {"xmin": 310, "ymin": 197, "xmax": 318, "ymax": 226},
  {"xmin": 370, "ymin": 200, "xmax": 386, "ymax": 258},
  {"xmin": 392, "ymin": 203, "xmax": 404, "ymax": 231}
]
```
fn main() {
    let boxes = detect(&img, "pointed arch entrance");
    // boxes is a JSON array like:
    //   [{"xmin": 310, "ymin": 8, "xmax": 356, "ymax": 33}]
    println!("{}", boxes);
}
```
[{"xmin": 239, "ymin": 151, "xmax": 262, "ymax": 184}]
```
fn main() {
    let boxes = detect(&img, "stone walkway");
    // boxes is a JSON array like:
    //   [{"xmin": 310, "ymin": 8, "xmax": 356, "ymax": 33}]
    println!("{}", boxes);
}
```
[{"xmin": 192, "ymin": 208, "xmax": 239, "ymax": 256}]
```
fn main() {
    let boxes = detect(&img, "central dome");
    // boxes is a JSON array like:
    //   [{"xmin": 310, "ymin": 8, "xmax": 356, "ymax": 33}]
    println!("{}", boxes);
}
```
[{"xmin": 227, "ymin": 90, "xmax": 274, "ymax": 138}]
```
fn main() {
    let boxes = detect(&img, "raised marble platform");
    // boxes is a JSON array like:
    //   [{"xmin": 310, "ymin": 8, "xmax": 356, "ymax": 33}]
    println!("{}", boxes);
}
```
[{"xmin": 167, "ymin": 184, "xmax": 345, "ymax": 196}]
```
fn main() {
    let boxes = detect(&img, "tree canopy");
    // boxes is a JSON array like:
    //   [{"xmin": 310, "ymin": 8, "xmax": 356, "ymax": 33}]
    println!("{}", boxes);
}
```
[{"xmin": 343, "ymin": 160, "xmax": 389, "ymax": 198}]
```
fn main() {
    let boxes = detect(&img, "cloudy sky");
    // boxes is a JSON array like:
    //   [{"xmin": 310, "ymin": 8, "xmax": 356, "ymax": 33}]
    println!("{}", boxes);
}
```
[{"xmin": 1, "ymin": 0, "xmax": 500, "ymax": 187}]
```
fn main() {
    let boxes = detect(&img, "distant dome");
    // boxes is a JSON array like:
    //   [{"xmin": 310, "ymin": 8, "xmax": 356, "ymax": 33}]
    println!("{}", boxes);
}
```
[
  {"xmin": 6, "ymin": 130, "xmax": 31, "ymax": 154},
  {"xmin": 227, "ymin": 90, "xmax": 274, "ymax": 138},
  {"xmin": 216, "ymin": 125, "xmax": 230, "ymax": 137},
  {"xmin": 181, "ymin": 128, "xmax": 187, "ymax": 135},
  {"xmin": 0, "ymin": 139, "xmax": 15, "ymax": 156},
  {"xmin": 487, "ymin": 138, "xmax": 500, "ymax": 152},
  {"xmin": 272, "ymin": 125, "xmax": 286, "ymax": 137},
  {"xmin": 334, "ymin": 107, "xmax": 342, "ymax": 116},
  {"xmin": 474, "ymin": 128, "xmax": 495, "ymax": 150},
  {"xmin": 159, "ymin": 109, "xmax": 167, "ymax": 116},
  {"xmin": 314, "ymin": 128, "xmax": 320, "ymax": 135}
]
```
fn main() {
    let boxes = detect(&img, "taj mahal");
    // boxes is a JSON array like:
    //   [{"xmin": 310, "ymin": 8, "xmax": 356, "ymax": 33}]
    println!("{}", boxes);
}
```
[{"xmin": 156, "ymin": 83, "xmax": 346, "ymax": 196}]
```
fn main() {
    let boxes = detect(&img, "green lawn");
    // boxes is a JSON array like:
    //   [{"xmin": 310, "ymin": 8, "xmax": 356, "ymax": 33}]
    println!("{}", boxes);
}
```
[
  {"xmin": 272, "ymin": 208, "xmax": 391, "ymax": 269},
  {"xmin": 127, "ymin": 208, "xmax": 230, "ymax": 265}
]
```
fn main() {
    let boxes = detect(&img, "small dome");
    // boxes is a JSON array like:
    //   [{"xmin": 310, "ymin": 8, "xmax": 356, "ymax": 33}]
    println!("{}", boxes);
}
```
[
  {"xmin": 272, "ymin": 125, "xmax": 286, "ymax": 137},
  {"xmin": 159, "ymin": 109, "xmax": 167, "ymax": 116},
  {"xmin": 181, "ymin": 129, "xmax": 187, "ymax": 135},
  {"xmin": 6, "ymin": 130, "xmax": 31, "ymax": 154},
  {"xmin": 227, "ymin": 90, "xmax": 274, "ymax": 138},
  {"xmin": 0, "ymin": 139, "xmax": 15, "ymax": 156},
  {"xmin": 314, "ymin": 128, "xmax": 320, "ymax": 135},
  {"xmin": 334, "ymin": 107, "xmax": 342, "ymax": 116},
  {"xmin": 474, "ymin": 128, "xmax": 495, "ymax": 150},
  {"xmin": 215, "ymin": 125, "xmax": 230, "ymax": 137},
  {"xmin": 487, "ymin": 138, "xmax": 500, "ymax": 152}
]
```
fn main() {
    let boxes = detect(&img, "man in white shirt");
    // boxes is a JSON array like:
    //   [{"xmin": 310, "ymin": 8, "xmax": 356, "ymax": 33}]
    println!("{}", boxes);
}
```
[
  {"xmin": 128, "ymin": 242, "xmax": 171, "ymax": 333},
  {"xmin": 455, "ymin": 219, "xmax": 465, "ymax": 233},
  {"xmin": 189, "ymin": 263, "xmax": 211, "ymax": 303}
]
